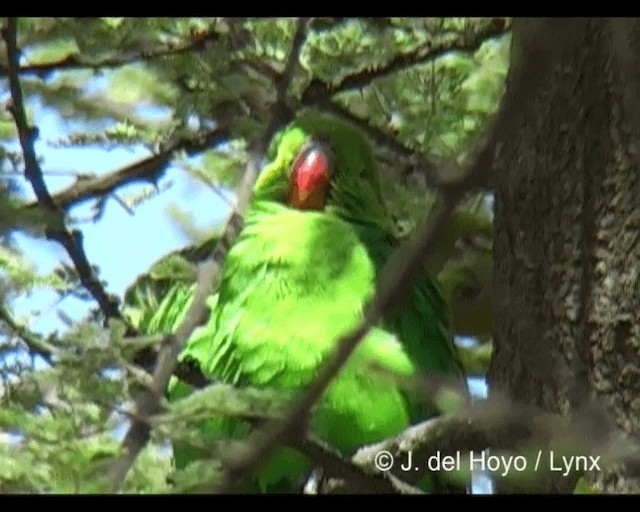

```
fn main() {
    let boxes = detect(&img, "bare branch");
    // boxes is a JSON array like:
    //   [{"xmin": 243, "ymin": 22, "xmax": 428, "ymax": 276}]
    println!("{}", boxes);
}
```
[
  {"xmin": 3, "ymin": 20, "xmax": 54, "ymax": 209},
  {"xmin": 106, "ymin": 162, "xmax": 255, "ymax": 492},
  {"xmin": 23, "ymin": 127, "xmax": 229, "ymax": 212},
  {"xmin": 2, "ymin": 17, "xmax": 123, "ymax": 324},
  {"xmin": 259, "ymin": 17, "xmax": 310, "ymax": 145},
  {"xmin": 352, "ymin": 411, "xmax": 490, "ymax": 485},
  {"xmin": 107, "ymin": 17, "xmax": 309, "ymax": 491},
  {"xmin": 295, "ymin": 436, "xmax": 424, "ymax": 494}
]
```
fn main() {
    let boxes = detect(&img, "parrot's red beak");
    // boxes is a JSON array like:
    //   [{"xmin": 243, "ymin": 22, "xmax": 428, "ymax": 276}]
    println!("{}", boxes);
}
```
[{"xmin": 288, "ymin": 143, "xmax": 334, "ymax": 210}]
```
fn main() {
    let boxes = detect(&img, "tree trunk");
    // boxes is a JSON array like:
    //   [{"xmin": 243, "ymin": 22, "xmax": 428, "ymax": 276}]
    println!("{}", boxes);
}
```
[{"xmin": 489, "ymin": 18, "xmax": 640, "ymax": 493}]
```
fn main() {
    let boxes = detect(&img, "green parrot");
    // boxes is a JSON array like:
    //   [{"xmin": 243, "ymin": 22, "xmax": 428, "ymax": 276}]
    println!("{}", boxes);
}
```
[{"xmin": 144, "ymin": 111, "xmax": 466, "ymax": 493}]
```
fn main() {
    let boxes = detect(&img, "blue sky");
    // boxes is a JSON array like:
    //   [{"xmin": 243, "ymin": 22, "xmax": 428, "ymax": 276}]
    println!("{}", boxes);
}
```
[{"xmin": 7, "ymin": 101, "xmax": 230, "ymax": 336}]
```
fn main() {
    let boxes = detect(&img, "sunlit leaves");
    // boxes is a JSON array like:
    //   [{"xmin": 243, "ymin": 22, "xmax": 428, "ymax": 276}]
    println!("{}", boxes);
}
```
[
  {"xmin": 160, "ymin": 383, "xmax": 288, "ymax": 427},
  {"xmin": 183, "ymin": 139, "xmax": 248, "ymax": 190},
  {"xmin": 244, "ymin": 18, "xmax": 297, "ymax": 64},
  {"xmin": 105, "ymin": 65, "xmax": 177, "ymax": 107},
  {"xmin": 0, "ymin": 246, "xmax": 71, "ymax": 297},
  {"xmin": 0, "ymin": 111, "xmax": 17, "ymax": 140},
  {"xmin": 21, "ymin": 37, "xmax": 79, "ymax": 67},
  {"xmin": 169, "ymin": 458, "xmax": 224, "ymax": 493},
  {"xmin": 0, "ymin": 305, "xmax": 175, "ymax": 493}
]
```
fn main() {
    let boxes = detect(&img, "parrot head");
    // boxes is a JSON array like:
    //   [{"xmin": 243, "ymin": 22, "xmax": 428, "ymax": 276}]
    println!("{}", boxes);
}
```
[{"xmin": 253, "ymin": 111, "xmax": 389, "ymax": 226}]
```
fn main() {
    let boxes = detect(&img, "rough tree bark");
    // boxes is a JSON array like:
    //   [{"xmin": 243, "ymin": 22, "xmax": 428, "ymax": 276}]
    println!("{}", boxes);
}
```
[{"xmin": 490, "ymin": 18, "xmax": 640, "ymax": 493}]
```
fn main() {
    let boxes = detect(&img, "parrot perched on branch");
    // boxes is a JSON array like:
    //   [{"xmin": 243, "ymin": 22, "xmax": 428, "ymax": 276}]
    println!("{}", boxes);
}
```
[{"xmin": 145, "ymin": 111, "xmax": 466, "ymax": 493}]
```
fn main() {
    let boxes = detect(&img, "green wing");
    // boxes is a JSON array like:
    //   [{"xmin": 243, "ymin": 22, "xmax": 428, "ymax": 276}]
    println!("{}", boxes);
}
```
[
  {"xmin": 123, "ymin": 235, "xmax": 220, "ymax": 333},
  {"xmin": 354, "ymin": 223, "xmax": 465, "ymax": 425}
]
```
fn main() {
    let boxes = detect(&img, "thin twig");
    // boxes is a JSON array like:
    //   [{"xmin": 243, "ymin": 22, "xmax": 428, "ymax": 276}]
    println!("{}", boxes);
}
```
[
  {"xmin": 2, "ymin": 17, "xmax": 123, "ymax": 324},
  {"xmin": 0, "ymin": 303, "xmax": 57, "ymax": 362},
  {"xmin": 106, "ymin": 17, "xmax": 309, "ymax": 491},
  {"xmin": 23, "ymin": 127, "xmax": 229, "ymax": 212},
  {"xmin": 258, "ymin": 17, "xmax": 310, "ymax": 147},
  {"xmin": 106, "ymin": 148, "xmax": 257, "ymax": 493}
]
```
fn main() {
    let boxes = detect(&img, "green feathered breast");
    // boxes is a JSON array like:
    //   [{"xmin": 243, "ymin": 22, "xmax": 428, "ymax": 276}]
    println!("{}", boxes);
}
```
[
  {"xmin": 166, "ymin": 201, "xmax": 418, "ymax": 491},
  {"xmin": 148, "ymin": 111, "xmax": 465, "ymax": 492}
]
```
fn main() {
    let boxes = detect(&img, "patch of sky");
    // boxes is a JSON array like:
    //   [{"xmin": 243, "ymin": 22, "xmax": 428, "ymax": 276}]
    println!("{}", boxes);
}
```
[
  {"xmin": 457, "ymin": 335, "xmax": 492, "ymax": 494},
  {"xmin": 8, "ymin": 95, "xmax": 231, "ymax": 339},
  {"xmin": 134, "ymin": 104, "xmax": 173, "ymax": 124}
]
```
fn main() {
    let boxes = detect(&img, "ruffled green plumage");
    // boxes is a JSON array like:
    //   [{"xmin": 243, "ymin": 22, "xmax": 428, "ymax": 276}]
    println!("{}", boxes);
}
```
[{"xmin": 153, "ymin": 111, "xmax": 464, "ymax": 492}]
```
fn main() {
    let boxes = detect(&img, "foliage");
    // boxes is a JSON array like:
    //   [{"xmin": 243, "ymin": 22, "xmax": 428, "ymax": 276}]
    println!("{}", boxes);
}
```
[{"xmin": 0, "ymin": 17, "xmax": 508, "ymax": 493}]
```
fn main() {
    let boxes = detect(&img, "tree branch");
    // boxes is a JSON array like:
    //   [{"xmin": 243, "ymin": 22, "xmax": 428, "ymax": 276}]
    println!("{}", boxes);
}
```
[
  {"xmin": 258, "ymin": 17, "xmax": 310, "ymax": 145},
  {"xmin": 295, "ymin": 436, "xmax": 424, "ymax": 494},
  {"xmin": 351, "ymin": 390, "xmax": 636, "ymax": 494},
  {"xmin": 352, "ymin": 410, "xmax": 491, "ymax": 486},
  {"xmin": 321, "ymin": 102, "xmax": 444, "ymax": 188},
  {"xmin": 301, "ymin": 19, "xmax": 509, "ymax": 107},
  {"xmin": 2, "ymin": 17, "xmax": 123, "ymax": 324},
  {"xmin": 106, "ymin": 150, "xmax": 256, "ymax": 494},
  {"xmin": 0, "ymin": 27, "xmax": 222, "ymax": 80},
  {"xmin": 298, "ymin": 386, "xmax": 629, "ymax": 494},
  {"xmin": 0, "ymin": 303, "xmax": 56, "ymax": 362},
  {"xmin": 106, "ymin": 17, "xmax": 309, "ymax": 491},
  {"xmin": 23, "ymin": 127, "xmax": 229, "ymax": 212}
]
